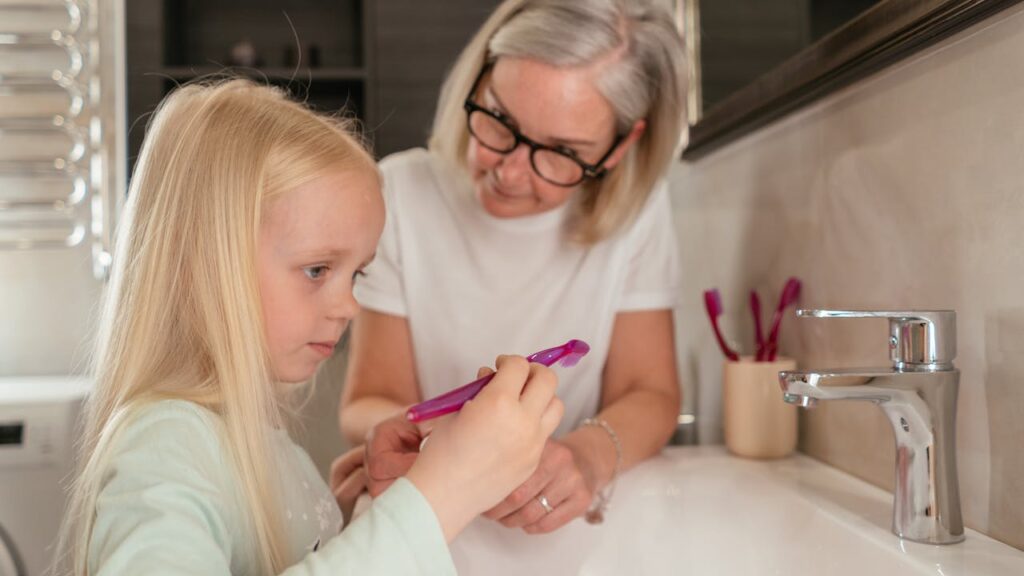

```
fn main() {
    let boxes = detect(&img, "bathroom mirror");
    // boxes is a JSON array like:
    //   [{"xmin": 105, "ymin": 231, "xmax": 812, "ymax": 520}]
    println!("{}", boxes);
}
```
[{"xmin": 681, "ymin": 0, "xmax": 1024, "ymax": 159}]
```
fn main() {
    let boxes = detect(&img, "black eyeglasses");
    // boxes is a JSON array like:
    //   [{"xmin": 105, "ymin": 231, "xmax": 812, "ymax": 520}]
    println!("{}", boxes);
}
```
[{"xmin": 463, "ymin": 64, "xmax": 625, "ymax": 187}]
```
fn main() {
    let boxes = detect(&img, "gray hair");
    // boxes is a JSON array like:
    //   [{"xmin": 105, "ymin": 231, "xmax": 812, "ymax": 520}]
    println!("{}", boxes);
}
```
[{"xmin": 430, "ymin": 0, "xmax": 686, "ymax": 244}]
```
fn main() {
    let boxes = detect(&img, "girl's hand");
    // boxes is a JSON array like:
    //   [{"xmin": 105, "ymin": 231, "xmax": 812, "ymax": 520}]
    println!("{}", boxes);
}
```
[
  {"xmin": 329, "ymin": 446, "xmax": 368, "ymax": 524},
  {"xmin": 482, "ymin": 438, "xmax": 593, "ymax": 534},
  {"xmin": 405, "ymin": 355, "xmax": 564, "ymax": 542}
]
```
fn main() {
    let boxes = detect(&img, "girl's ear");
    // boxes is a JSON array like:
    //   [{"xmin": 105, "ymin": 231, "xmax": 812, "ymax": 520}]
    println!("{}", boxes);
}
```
[{"xmin": 602, "ymin": 119, "xmax": 647, "ymax": 171}]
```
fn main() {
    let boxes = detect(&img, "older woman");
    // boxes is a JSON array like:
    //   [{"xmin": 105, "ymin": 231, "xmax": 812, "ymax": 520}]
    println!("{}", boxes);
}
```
[{"xmin": 337, "ymin": 0, "xmax": 687, "ymax": 568}]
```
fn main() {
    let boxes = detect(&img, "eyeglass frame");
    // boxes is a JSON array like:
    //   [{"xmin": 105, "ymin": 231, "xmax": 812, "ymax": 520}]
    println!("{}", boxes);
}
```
[{"xmin": 462, "ymin": 62, "xmax": 626, "ymax": 188}]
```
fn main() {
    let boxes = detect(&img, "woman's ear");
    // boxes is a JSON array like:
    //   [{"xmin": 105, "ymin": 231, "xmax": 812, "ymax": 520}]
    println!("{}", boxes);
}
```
[{"xmin": 602, "ymin": 119, "xmax": 647, "ymax": 170}]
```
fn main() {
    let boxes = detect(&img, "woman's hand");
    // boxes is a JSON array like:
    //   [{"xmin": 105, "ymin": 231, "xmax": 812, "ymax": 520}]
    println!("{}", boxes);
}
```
[
  {"xmin": 361, "ymin": 412, "xmax": 427, "ymax": 496},
  {"xmin": 482, "ymin": 439, "xmax": 593, "ymax": 534},
  {"xmin": 329, "ymin": 446, "xmax": 368, "ymax": 524}
]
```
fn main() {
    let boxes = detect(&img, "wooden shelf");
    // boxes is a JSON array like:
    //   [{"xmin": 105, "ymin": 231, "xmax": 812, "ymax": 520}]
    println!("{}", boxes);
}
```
[{"xmin": 158, "ymin": 66, "xmax": 367, "ymax": 81}]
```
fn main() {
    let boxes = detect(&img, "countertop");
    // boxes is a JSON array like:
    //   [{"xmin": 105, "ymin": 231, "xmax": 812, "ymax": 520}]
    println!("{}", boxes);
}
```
[{"xmin": 443, "ymin": 445, "xmax": 1024, "ymax": 575}]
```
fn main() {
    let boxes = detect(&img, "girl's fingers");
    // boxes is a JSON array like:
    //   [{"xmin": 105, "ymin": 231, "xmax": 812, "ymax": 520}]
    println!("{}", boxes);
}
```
[
  {"xmin": 539, "ymin": 397, "xmax": 564, "ymax": 437},
  {"xmin": 481, "ymin": 355, "xmax": 531, "ymax": 398},
  {"xmin": 333, "ymin": 465, "xmax": 368, "ymax": 523},
  {"xmin": 474, "ymin": 357, "xmax": 560, "ymax": 428},
  {"xmin": 518, "ymin": 363, "xmax": 558, "ymax": 415},
  {"xmin": 366, "ymin": 476, "xmax": 397, "ymax": 498},
  {"xmin": 329, "ymin": 446, "xmax": 366, "ymax": 491},
  {"xmin": 477, "ymin": 366, "xmax": 495, "ymax": 379}
]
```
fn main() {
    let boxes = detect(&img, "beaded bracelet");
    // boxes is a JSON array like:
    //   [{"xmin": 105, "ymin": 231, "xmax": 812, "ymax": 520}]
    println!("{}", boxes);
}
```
[{"xmin": 581, "ymin": 417, "xmax": 622, "ymax": 524}]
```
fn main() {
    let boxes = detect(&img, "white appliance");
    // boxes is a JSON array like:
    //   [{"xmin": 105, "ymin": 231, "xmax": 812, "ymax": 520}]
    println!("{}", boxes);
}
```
[{"xmin": 0, "ymin": 376, "xmax": 89, "ymax": 576}]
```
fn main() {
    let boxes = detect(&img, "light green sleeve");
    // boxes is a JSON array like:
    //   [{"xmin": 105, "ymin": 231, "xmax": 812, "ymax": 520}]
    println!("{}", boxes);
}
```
[
  {"xmin": 88, "ymin": 401, "xmax": 238, "ymax": 575},
  {"xmin": 88, "ymin": 401, "xmax": 455, "ymax": 576},
  {"xmin": 282, "ymin": 478, "xmax": 455, "ymax": 576}
]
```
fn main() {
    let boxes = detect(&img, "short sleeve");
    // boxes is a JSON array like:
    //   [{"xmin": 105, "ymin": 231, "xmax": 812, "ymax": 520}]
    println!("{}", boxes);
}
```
[
  {"xmin": 89, "ymin": 402, "xmax": 236, "ymax": 576},
  {"xmin": 617, "ymin": 181, "xmax": 681, "ymax": 311},
  {"xmin": 353, "ymin": 156, "xmax": 408, "ymax": 317}
]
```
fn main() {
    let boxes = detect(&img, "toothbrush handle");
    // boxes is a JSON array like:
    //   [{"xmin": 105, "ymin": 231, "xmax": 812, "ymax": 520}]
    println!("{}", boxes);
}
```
[
  {"xmin": 711, "ymin": 317, "xmax": 740, "ymax": 362},
  {"xmin": 406, "ymin": 373, "xmax": 496, "ymax": 423},
  {"xmin": 751, "ymin": 290, "xmax": 765, "ymax": 361},
  {"xmin": 405, "ymin": 347, "xmax": 571, "ymax": 423}
]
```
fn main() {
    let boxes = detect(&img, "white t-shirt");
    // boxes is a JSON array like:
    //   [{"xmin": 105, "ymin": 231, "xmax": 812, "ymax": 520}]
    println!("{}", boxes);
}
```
[{"xmin": 355, "ymin": 148, "xmax": 680, "ymax": 438}]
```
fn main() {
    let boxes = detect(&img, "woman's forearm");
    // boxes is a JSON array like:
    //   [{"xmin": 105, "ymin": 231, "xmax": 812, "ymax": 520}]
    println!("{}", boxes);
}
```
[
  {"xmin": 339, "ymin": 310, "xmax": 421, "ymax": 444},
  {"xmin": 563, "ymin": 386, "xmax": 679, "ymax": 492},
  {"xmin": 339, "ymin": 396, "xmax": 408, "ymax": 444}
]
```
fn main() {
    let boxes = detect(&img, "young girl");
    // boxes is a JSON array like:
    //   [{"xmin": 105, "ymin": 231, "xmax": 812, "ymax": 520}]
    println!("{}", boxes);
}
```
[{"xmin": 57, "ymin": 79, "xmax": 563, "ymax": 575}]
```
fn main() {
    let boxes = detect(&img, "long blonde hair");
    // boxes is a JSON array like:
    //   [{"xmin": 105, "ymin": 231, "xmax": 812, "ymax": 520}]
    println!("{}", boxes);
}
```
[
  {"xmin": 429, "ymin": 0, "xmax": 687, "ymax": 244},
  {"xmin": 57, "ymin": 79, "xmax": 377, "ymax": 575}
]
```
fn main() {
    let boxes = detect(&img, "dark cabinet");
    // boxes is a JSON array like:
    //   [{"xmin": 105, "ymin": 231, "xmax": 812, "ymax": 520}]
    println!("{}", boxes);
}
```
[{"xmin": 126, "ymin": 0, "xmax": 501, "ymax": 167}]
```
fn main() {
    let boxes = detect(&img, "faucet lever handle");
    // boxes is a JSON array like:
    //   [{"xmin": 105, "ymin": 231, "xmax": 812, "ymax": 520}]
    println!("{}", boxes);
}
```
[{"xmin": 796, "ymin": 309, "xmax": 956, "ymax": 368}]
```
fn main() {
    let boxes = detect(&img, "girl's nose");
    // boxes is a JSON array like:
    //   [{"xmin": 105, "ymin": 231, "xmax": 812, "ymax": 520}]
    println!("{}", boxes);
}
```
[
  {"xmin": 329, "ymin": 285, "xmax": 360, "ymax": 321},
  {"xmin": 495, "ymin": 142, "xmax": 532, "ymax": 187}
]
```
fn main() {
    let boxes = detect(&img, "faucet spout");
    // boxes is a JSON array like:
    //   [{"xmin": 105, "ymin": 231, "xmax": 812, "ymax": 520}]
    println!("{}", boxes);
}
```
[
  {"xmin": 779, "ymin": 367, "xmax": 964, "ymax": 544},
  {"xmin": 781, "ymin": 368, "xmax": 905, "ymax": 404}
]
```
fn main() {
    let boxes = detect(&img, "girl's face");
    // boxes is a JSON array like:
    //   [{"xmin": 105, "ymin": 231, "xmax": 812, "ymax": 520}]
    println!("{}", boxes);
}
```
[
  {"xmin": 257, "ymin": 169, "xmax": 383, "ymax": 383},
  {"xmin": 466, "ymin": 57, "xmax": 641, "ymax": 219}
]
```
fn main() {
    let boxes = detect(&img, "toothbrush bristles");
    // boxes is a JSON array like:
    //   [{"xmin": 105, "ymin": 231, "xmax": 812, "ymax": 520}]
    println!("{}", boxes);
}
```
[
  {"xmin": 557, "ymin": 339, "xmax": 590, "ymax": 367},
  {"xmin": 558, "ymin": 354, "xmax": 583, "ymax": 368}
]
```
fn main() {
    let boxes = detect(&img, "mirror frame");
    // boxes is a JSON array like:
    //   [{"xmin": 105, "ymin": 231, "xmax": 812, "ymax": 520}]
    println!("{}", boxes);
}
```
[{"xmin": 681, "ymin": 0, "xmax": 1024, "ymax": 160}]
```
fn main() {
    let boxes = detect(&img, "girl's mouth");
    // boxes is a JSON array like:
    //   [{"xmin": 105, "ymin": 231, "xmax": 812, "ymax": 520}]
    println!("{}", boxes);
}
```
[{"xmin": 308, "ymin": 342, "xmax": 336, "ymax": 357}]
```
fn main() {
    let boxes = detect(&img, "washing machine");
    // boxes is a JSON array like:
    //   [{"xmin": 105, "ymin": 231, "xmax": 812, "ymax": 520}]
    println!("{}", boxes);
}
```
[{"xmin": 0, "ymin": 376, "xmax": 90, "ymax": 576}]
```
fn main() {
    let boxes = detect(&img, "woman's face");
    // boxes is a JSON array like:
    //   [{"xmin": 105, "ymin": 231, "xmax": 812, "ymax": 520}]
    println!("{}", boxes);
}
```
[{"xmin": 466, "ymin": 57, "xmax": 637, "ymax": 219}]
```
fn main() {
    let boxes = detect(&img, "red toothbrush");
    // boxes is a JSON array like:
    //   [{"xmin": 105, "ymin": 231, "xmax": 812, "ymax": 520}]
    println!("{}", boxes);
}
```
[
  {"xmin": 703, "ymin": 289, "xmax": 739, "ymax": 361},
  {"xmin": 764, "ymin": 277, "xmax": 802, "ymax": 361}
]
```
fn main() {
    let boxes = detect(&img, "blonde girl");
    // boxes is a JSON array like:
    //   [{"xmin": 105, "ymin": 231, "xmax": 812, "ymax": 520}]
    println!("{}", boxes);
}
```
[{"xmin": 57, "ymin": 79, "xmax": 562, "ymax": 575}]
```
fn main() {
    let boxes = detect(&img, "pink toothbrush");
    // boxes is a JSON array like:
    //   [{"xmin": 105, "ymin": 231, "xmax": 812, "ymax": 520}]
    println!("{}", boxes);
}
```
[
  {"xmin": 765, "ymin": 277, "xmax": 802, "ymax": 361},
  {"xmin": 704, "ymin": 289, "xmax": 739, "ymax": 361},
  {"xmin": 751, "ymin": 290, "xmax": 766, "ymax": 361},
  {"xmin": 406, "ymin": 339, "xmax": 590, "ymax": 423}
]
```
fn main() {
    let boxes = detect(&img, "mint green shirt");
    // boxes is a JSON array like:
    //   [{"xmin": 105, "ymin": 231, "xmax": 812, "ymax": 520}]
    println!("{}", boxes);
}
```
[{"xmin": 88, "ymin": 400, "xmax": 455, "ymax": 575}]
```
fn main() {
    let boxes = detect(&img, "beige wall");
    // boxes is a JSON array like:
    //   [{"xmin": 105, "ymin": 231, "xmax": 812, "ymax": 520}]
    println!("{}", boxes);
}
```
[{"xmin": 670, "ymin": 4, "xmax": 1024, "ymax": 549}]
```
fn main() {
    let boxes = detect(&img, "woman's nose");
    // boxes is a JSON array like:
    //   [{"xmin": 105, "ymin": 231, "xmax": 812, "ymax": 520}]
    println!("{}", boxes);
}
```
[{"xmin": 495, "ymin": 142, "xmax": 532, "ymax": 187}]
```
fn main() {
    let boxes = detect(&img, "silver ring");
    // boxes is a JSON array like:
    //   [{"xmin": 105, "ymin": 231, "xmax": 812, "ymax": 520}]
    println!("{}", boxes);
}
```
[{"xmin": 537, "ymin": 494, "xmax": 554, "ymax": 514}]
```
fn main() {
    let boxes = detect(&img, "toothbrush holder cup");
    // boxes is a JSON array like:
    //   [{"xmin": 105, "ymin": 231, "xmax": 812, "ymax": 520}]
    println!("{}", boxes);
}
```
[{"xmin": 723, "ymin": 357, "xmax": 798, "ymax": 459}]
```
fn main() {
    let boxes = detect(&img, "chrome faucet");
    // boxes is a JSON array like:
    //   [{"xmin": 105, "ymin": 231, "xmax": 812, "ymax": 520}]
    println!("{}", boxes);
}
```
[{"xmin": 779, "ymin": 310, "xmax": 964, "ymax": 545}]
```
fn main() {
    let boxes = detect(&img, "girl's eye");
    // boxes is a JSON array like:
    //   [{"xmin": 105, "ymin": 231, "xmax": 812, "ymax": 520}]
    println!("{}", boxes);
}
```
[{"xmin": 303, "ymin": 265, "xmax": 328, "ymax": 280}]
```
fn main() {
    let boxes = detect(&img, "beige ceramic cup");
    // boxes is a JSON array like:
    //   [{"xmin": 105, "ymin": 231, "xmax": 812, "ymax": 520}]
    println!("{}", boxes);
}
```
[{"xmin": 723, "ymin": 356, "xmax": 797, "ymax": 459}]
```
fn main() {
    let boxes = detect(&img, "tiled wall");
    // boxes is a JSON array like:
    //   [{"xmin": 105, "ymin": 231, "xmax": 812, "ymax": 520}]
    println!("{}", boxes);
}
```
[{"xmin": 670, "ymin": 5, "xmax": 1024, "ymax": 549}]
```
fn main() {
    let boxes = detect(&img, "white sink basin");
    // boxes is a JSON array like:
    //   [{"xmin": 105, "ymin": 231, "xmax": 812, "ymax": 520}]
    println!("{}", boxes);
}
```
[{"xmin": 447, "ymin": 446, "xmax": 1024, "ymax": 575}]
